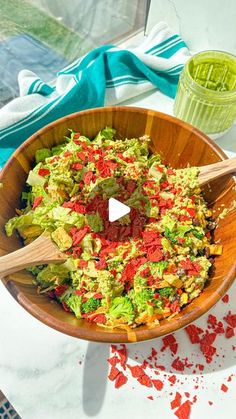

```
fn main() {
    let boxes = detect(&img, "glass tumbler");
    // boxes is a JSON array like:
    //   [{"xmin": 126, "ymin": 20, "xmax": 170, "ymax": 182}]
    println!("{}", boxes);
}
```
[{"xmin": 174, "ymin": 50, "xmax": 236, "ymax": 138}]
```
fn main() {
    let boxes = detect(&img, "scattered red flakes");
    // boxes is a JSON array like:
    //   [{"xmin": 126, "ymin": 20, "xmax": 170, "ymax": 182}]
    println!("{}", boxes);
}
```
[
  {"xmin": 224, "ymin": 312, "xmax": 236, "ymax": 328},
  {"xmin": 186, "ymin": 207, "xmax": 196, "ymax": 217},
  {"xmin": 208, "ymin": 401, "xmax": 213, "ymax": 406},
  {"xmin": 184, "ymin": 392, "xmax": 190, "ymax": 398},
  {"xmin": 111, "ymin": 345, "xmax": 117, "ymax": 353},
  {"xmin": 32, "ymin": 196, "xmax": 43, "ymax": 209},
  {"xmin": 199, "ymin": 332, "xmax": 217, "ymax": 363},
  {"xmin": 152, "ymin": 379, "xmax": 164, "ymax": 391},
  {"xmin": 171, "ymin": 357, "xmax": 185, "ymax": 372},
  {"xmin": 151, "ymin": 347, "xmax": 158, "ymax": 358},
  {"xmin": 221, "ymin": 383, "xmax": 228, "ymax": 393},
  {"xmin": 196, "ymin": 364, "xmax": 204, "ymax": 371},
  {"xmin": 222, "ymin": 294, "xmax": 229, "ymax": 303},
  {"xmin": 127, "ymin": 365, "xmax": 145, "ymax": 378},
  {"xmin": 107, "ymin": 356, "xmax": 120, "ymax": 367},
  {"xmin": 95, "ymin": 258, "xmax": 107, "ymax": 270},
  {"xmin": 225, "ymin": 326, "xmax": 235, "ymax": 339},
  {"xmin": 93, "ymin": 292, "xmax": 103, "ymax": 299},
  {"xmin": 115, "ymin": 372, "xmax": 127, "ymax": 389},
  {"xmin": 90, "ymin": 313, "xmax": 106, "ymax": 324},
  {"xmin": 71, "ymin": 226, "xmax": 90, "ymax": 246},
  {"xmin": 215, "ymin": 322, "xmax": 225, "ymax": 334},
  {"xmin": 38, "ymin": 168, "xmax": 50, "ymax": 176},
  {"xmin": 168, "ymin": 375, "xmax": 177, "ymax": 385},
  {"xmin": 108, "ymin": 366, "xmax": 120, "ymax": 381},
  {"xmin": 77, "ymin": 151, "xmax": 86, "ymax": 161},
  {"xmin": 161, "ymin": 334, "xmax": 178, "ymax": 355},
  {"xmin": 185, "ymin": 324, "xmax": 204, "ymax": 344},
  {"xmin": 54, "ymin": 284, "xmax": 68, "ymax": 297},
  {"xmin": 155, "ymin": 364, "xmax": 166, "ymax": 371},
  {"xmin": 171, "ymin": 392, "xmax": 182, "ymax": 410},
  {"xmin": 192, "ymin": 395, "xmax": 197, "ymax": 404},
  {"xmin": 208, "ymin": 314, "xmax": 217, "ymax": 327},
  {"xmin": 64, "ymin": 151, "xmax": 72, "ymax": 157},
  {"xmin": 78, "ymin": 259, "xmax": 88, "ymax": 268},
  {"xmin": 61, "ymin": 301, "xmax": 71, "ymax": 312},
  {"xmin": 174, "ymin": 400, "xmax": 191, "ymax": 419},
  {"xmin": 116, "ymin": 345, "xmax": 127, "ymax": 369},
  {"xmin": 147, "ymin": 396, "xmax": 154, "ymax": 401},
  {"xmin": 83, "ymin": 170, "xmax": 94, "ymax": 184},
  {"xmin": 71, "ymin": 162, "xmax": 83, "ymax": 170},
  {"xmin": 180, "ymin": 259, "xmax": 200, "ymax": 276},
  {"xmin": 73, "ymin": 202, "xmax": 86, "ymax": 213},
  {"xmin": 137, "ymin": 374, "xmax": 153, "ymax": 387},
  {"xmin": 146, "ymin": 247, "xmax": 164, "ymax": 262}
]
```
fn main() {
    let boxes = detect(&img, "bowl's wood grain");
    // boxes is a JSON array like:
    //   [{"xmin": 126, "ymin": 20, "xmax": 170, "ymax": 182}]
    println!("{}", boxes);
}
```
[{"xmin": 0, "ymin": 106, "xmax": 235, "ymax": 343}]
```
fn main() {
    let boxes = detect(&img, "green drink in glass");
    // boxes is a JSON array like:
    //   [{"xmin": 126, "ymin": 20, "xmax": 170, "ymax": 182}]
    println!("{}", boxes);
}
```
[{"xmin": 174, "ymin": 50, "xmax": 236, "ymax": 138}]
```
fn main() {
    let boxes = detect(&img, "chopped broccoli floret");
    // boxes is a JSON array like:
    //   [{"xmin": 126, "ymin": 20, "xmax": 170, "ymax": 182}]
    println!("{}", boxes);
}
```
[
  {"xmin": 97, "ymin": 270, "xmax": 113, "ymax": 298},
  {"xmin": 82, "ymin": 297, "xmax": 101, "ymax": 313},
  {"xmin": 65, "ymin": 294, "xmax": 82, "ymax": 318},
  {"xmin": 109, "ymin": 296, "xmax": 134, "ymax": 323},
  {"xmin": 158, "ymin": 287, "xmax": 175, "ymax": 298},
  {"xmin": 133, "ymin": 289, "xmax": 154, "ymax": 310}
]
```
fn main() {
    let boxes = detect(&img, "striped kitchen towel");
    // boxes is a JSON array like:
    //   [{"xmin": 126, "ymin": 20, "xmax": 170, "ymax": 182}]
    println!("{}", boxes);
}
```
[{"xmin": 0, "ymin": 22, "xmax": 190, "ymax": 167}]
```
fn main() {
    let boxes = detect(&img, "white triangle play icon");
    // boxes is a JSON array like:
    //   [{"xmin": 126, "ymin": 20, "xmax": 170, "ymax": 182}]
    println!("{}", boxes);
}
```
[{"xmin": 108, "ymin": 198, "xmax": 130, "ymax": 222}]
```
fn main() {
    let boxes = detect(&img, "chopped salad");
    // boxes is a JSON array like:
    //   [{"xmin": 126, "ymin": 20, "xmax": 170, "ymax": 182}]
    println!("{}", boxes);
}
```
[{"xmin": 5, "ymin": 127, "xmax": 222, "ymax": 329}]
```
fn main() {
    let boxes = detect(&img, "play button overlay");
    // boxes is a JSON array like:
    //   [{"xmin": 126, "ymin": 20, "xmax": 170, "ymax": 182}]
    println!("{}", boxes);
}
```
[
  {"xmin": 108, "ymin": 198, "xmax": 130, "ymax": 222},
  {"xmin": 86, "ymin": 176, "xmax": 151, "ymax": 242}
]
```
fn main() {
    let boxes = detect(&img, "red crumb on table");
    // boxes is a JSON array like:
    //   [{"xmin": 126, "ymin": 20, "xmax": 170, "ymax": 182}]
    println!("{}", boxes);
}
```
[
  {"xmin": 192, "ymin": 395, "xmax": 197, "ymax": 404},
  {"xmin": 185, "ymin": 324, "xmax": 204, "ymax": 344},
  {"xmin": 168, "ymin": 375, "xmax": 177, "ymax": 385},
  {"xmin": 151, "ymin": 347, "xmax": 158, "ymax": 357},
  {"xmin": 137, "ymin": 374, "xmax": 153, "ymax": 387},
  {"xmin": 115, "ymin": 372, "xmax": 127, "ymax": 389},
  {"xmin": 174, "ymin": 400, "xmax": 191, "ymax": 419},
  {"xmin": 108, "ymin": 366, "xmax": 120, "ymax": 381},
  {"xmin": 152, "ymin": 379, "xmax": 164, "ymax": 391},
  {"xmin": 171, "ymin": 357, "xmax": 185, "ymax": 372},
  {"xmin": 225, "ymin": 326, "xmax": 235, "ymax": 339},
  {"xmin": 207, "ymin": 314, "xmax": 217, "ymax": 326},
  {"xmin": 196, "ymin": 364, "xmax": 204, "ymax": 371},
  {"xmin": 107, "ymin": 356, "xmax": 120, "ymax": 366},
  {"xmin": 171, "ymin": 392, "xmax": 182, "ymax": 410},
  {"xmin": 161, "ymin": 334, "xmax": 178, "ymax": 355},
  {"xmin": 127, "ymin": 365, "xmax": 145, "ymax": 378},
  {"xmin": 221, "ymin": 383, "xmax": 228, "ymax": 393},
  {"xmin": 224, "ymin": 312, "xmax": 236, "ymax": 328},
  {"xmin": 116, "ymin": 345, "xmax": 127, "ymax": 369},
  {"xmin": 107, "ymin": 309, "xmax": 236, "ymax": 411},
  {"xmin": 199, "ymin": 332, "xmax": 217, "ymax": 363},
  {"xmin": 222, "ymin": 294, "xmax": 229, "ymax": 303}
]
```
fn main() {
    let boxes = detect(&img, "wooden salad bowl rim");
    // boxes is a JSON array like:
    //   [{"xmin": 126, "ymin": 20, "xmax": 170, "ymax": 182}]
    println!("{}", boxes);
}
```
[{"xmin": 0, "ymin": 106, "xmax": 235, "ymax": 343}]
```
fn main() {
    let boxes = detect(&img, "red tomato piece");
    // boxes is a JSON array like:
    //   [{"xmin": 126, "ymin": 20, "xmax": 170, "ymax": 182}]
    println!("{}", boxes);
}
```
[{"xmin": 32, "ymin": 196, "xmax": 43, "ymax": 209}]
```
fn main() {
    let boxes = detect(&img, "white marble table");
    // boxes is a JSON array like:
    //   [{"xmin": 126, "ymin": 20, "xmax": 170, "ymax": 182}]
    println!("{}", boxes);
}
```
[{"xmin": 0, "ymin": 90, "xmax": 236, "ymax": 419}]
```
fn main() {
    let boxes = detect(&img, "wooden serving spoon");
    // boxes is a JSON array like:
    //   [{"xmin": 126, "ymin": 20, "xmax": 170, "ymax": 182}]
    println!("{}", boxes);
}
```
[
  {"xmin": 198, "ymin": 156, "xmax": 236, "ymax": 185},
  {"xmin": 0, "ymin": 157, "xmax": 235, "ymax": 279},
  {"xmin": 0, "ymin": 234, "xmax": 66, "ymax": 278}
]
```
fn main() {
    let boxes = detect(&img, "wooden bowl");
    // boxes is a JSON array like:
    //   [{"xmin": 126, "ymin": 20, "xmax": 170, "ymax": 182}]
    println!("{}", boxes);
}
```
[{"xmin": 0, "ymin": 106, "xmax": 235, "ymax": 343}]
